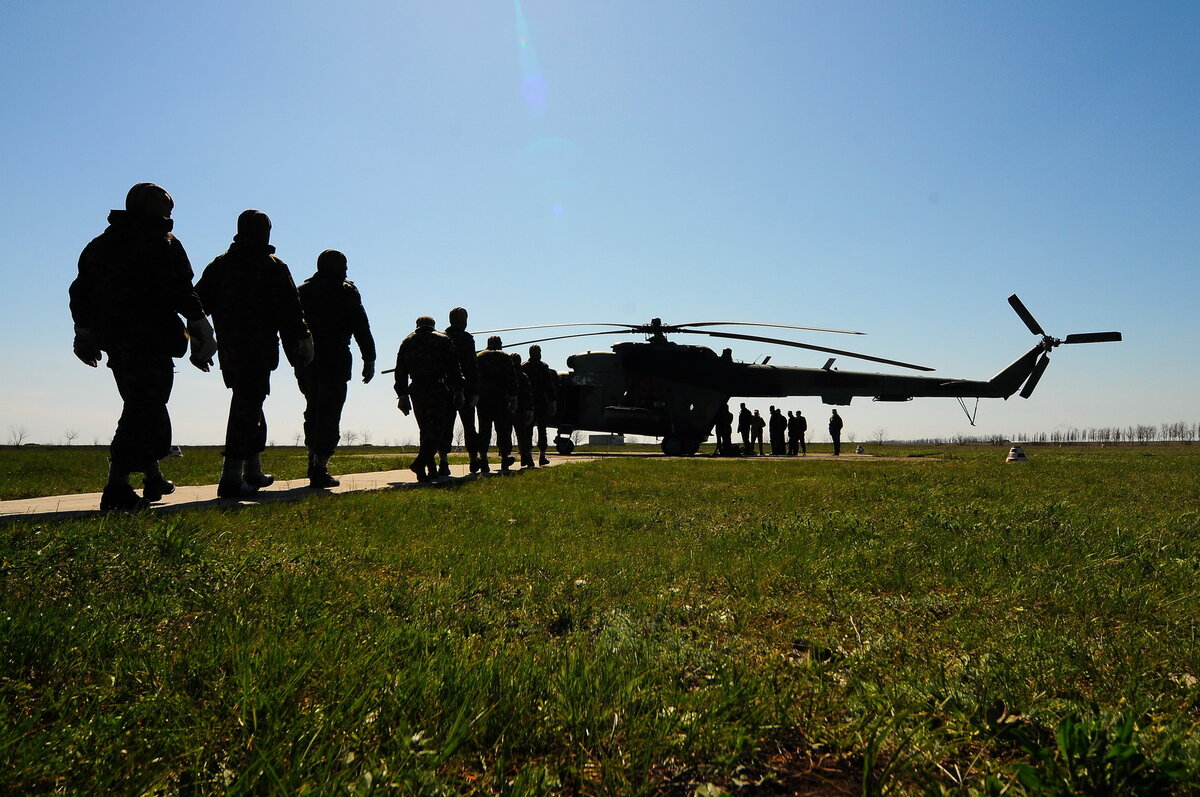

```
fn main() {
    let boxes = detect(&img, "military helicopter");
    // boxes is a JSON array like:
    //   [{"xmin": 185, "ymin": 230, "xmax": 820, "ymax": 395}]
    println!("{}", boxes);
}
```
[{"xmin": 479, "ymin": 295, "xmax": 1121, "ymax": 456}]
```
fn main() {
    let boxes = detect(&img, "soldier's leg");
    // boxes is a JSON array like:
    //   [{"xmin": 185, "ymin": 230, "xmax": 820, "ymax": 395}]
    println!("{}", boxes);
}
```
[
  {"xmin": 516, "ymin": 420, "xmax": 533, "ymax": 467},
  {"xmin": 308, "ymin": 372, "xmax": 348, "ymax": 487},
  {"xmin": 476, "ymin": 403, "xmax": 496, "ymax": 472},
  {"xmin": 497, "ymin": 412, "xmax": 514, "ymax": 470},
  {"xmin": 104, "ymin": 355, "xmax": 172, "ymax": 509},
  {"xmin": 460, "ymin": 405, "xmax": 480, "ymax": 470},
  {"xmin": 535, "ymin": 421, "xmax": 550, "ymax": 464}
]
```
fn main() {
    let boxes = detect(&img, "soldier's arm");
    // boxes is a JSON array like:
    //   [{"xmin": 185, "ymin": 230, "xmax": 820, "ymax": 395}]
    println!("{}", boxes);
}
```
[
  {"xmin": 273, "ymin": 260, "xmax": 311, "ymax": 341},
  {"xmin": 68, "ymin": 242, "xmax": 100, "ymax": 329},
  {"xmin": 165, "ymin": 237, "xmax": 206, "ymax": 321},
  {"xmin": 442, "ymin": 338, "xmax": 464, "ymax": 391},
  {"xmin": 348, "ymin": 285, "xmax": 377, "ymax": 363},
  {"xmin": 393, "ymin": 344, "xmax": 409, "ymax": 397}
]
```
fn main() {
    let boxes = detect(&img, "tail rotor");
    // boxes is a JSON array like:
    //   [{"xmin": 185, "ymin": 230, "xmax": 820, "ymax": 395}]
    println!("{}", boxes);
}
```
[{"xmin": 1007, "ymin": 294, "xmax": 1122, "ymax": 398}]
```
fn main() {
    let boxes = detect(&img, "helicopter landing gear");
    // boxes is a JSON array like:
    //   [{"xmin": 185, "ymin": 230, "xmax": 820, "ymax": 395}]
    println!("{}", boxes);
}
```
[
  {"xmin": 555, "ymin": 435, "xmax": 576, "ymax": 455},
  {"xmin": 660, "ymin": 435, "xmax": 700, "ymax": 457}
]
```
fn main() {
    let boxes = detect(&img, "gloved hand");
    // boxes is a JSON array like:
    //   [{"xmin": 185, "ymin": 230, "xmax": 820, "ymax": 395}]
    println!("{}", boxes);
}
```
[
  {"xmin": 362, "ymin": 359, "xmax": 375, "ymax": 384},
  {"xmin": 296, "ymin": 334, "xmax": 315, "ymax": 367},
  {"xmin": 397, "ymin": 394, "xmax": 412, "ymax": 416},
  {"xmin": 187, "ymin": 316, "xmax": 217, "ymax": 372},
  {"xmin": 73, "ymin": 325, "xmax": 101, "ymax": 367},
  {"xmin": 453, "ymin": 389, "xmax": 465, "ymax": 410},
  {"xmin": 507, "ymin": 396, "xmax": 518, "ymax": 416}
]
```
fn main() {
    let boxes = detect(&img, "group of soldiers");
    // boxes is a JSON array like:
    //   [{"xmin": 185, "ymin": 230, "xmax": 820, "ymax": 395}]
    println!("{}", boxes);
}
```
[
  {"xmin": 712, "ymin": 403, "xmax": 845, "ymax": 456},
  {"xmin": 392, "ymin": 313, "xmax": 558, "ymax": 482},
  {"xmin": 70, "ymin": 183, "xmax": 556, "ymax": 510}
]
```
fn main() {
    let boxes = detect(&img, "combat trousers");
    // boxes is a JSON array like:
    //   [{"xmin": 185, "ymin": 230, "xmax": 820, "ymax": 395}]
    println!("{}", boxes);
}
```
[
  {"xmin": 787, "ymin": 436, "xmax": 798, "ymax": 456},
  {"xmin": 296, "ymin": 365, "xmax": 349, "ymax": 457},
  {"xmin": 477, "ymin": 401, "xmax": 512, "ymax": 462},
  {"xmin": 513, "ymin": 413, "xmax": 534, "ymax": 465},
  {"xmin": 441, "ymin": 404, "xmax": 478, "ymax": 458},
  {"xmin": 223, "ymin": 368, "xmax": 271, "ymax": 459},
  {"xmin": 108, "ymin": 353, "xmax": 174, "ymax": 471},
  {"xmin": 411, "ymin": 383, "xmax": 452, "ymax": 468},
  {"xmin": 770, "ymin": 433, "xmax": 785, "ymax": 455},
  {"xmin": 832, "ymin": 433, "xmax": 841, "ymax": 455}
]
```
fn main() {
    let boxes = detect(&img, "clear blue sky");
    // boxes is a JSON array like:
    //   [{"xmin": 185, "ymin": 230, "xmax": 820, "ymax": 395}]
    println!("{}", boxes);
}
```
[{"xmin": 2, "ymin": 1, "xmax": 1196, "ymax": 446}]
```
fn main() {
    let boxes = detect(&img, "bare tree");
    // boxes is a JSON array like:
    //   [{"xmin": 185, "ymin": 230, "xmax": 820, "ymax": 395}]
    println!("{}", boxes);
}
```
[
  {"xmin": 343, "ymin": 430, "xmax": 360, "ymax": 446},
  {"xmin": 873, "ymin": 427, "xmax": 887, "ymax": 446},
  {"xmin": 7, "ymin": 425, "xmax": 28, "ymax": 445},
  {"xmin": 360, "ymin": 429, "xmax": 373, "ymax": 446},
  {"xmin": 64, "ymin": 429, "xmax": 79, "ymax": 445}
]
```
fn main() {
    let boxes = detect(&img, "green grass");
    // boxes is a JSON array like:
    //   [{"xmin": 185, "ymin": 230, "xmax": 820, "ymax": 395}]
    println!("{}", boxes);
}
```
[{"xmin": 2, "ymin": 446, "xmax": 1200, "ymax": 793}]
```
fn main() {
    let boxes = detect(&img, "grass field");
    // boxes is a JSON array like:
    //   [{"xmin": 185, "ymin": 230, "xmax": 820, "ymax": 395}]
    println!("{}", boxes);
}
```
[{"xmin": 2, "ymin": 445, "xmax": 1199, "ymax": 794}]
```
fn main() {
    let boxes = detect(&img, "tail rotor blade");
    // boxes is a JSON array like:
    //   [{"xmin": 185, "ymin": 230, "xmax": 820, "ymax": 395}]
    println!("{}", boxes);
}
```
[
  {"xmin": 1008, "ymin": 294, "xmax": 1045, "ymax": 336},
  {"xmin": 1020, "ymin": 353, "xmax": 1051, "ymax": 399},
  {"xmin": 1063, "ymin": 331, "xmax": 1122, "ymax": 344}
]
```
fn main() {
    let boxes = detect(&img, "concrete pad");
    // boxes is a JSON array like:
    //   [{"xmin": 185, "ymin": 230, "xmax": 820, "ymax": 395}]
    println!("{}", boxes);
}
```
[{"xmin": 0, "ymin": 457, "xmax": 593, "ymax": 521}]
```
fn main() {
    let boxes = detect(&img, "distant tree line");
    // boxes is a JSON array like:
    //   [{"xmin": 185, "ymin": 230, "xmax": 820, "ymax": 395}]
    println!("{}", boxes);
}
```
[{"xmin": 902, "ymin": 421, "xmax": 1198, "ymax": 446}]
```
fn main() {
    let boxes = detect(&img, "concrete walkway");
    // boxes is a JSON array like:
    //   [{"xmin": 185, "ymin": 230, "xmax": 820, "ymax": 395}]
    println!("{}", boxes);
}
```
[{"xmin": 0, "ymin": 456, "xmax": 594, "ymax": 521}]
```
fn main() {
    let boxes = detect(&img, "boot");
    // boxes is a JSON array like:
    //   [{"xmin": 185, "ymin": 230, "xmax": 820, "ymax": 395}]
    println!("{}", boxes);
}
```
[
  {"xmin": 437, "ymin": 462, "xmax": 451, "ymax": 478},
  {"xmin": 308, "ymin": 452, "xmax": 340, "ymax": 489},
  {"xmin": 478, "ymin": 456, "xmax": 491, "ymax": 473},
  {"xmin": 500, "ymin": 455, "xmax": 516, "ymax": 472},
  {"xmin": 142, "ymin": 458, "xmax": 175, "ymax": 502},
  {"xmin": 101, "ymin": 461, "xmax": 148, "ymax": 511},
  {"xmin": 243, "ymin": 453, "xmax": 274, "ymax": 489},
  {"xmin": 218, "ymin": 457, "xmax": 257, "ymax": 499},
  {"xmin": 539, "ymin": 449, "xmax": 550, "ymax": 466},
  {"xmin": 521, "ymin": 455, "xmax": 535, "ymax": 469}
]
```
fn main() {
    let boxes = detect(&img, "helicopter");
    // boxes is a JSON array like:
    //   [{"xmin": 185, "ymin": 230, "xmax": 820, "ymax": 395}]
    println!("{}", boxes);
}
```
[{"xmin": 478, "ymin": 295, "xmax": 1121, "ymax": 456}]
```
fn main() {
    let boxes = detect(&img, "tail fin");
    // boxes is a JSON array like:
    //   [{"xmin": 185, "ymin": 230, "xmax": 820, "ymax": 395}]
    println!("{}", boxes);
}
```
[{"xmin": 987, "ymin": 346, "xmax": 1042, "ymax": 399}]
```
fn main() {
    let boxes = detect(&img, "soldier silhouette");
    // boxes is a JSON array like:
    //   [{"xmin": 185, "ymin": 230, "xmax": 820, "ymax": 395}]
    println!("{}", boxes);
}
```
[
  {"xmin": 442, "ymin": 307, "xmax": 481, "ymax": 474},
  {"xmin": 294, "ymin": 249, "xmax": 376, "ymax": 488},
  {"xmin": 70, "ymin": 183, "xmax": 216, "ymax": 510},
  {"xmin": 393, "ymin": 315, "xmax": 463, "ymax": 482},
  {"xmin": 829, "ymin": 409, "xmax": 844, "ymax": 455},
  {"xmin": 511, "ymin": 352, "xmax": 536, "ymax": 468},
  {"xmin": 475, "ymin": 336, "xmax": 518, "ymax": 472},
  {"xmin": 523, "ymin": 344, "xmax": 558, "ymax": 465},
  {"xmin": 196, "ymin": 209, "xmax": 312, "ymax": 498}
]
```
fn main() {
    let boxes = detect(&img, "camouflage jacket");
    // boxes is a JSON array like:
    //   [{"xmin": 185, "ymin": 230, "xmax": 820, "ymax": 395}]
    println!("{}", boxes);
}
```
[
  {"xmin": 521, "ymin": 358, "xmax": 558, "ymax": 412},
  {"xmin": 444, "ymin": 325, "xmax": 479, "ymax": 396},
  {"xmin": 476, "ymin": 348, "xmax": 518, "ymax": 402},
  {"xmin": 69, "ymin": 210, "xmax": 204, "ymax": 358},
  {"xmin": 298, "ymin": 273, "xmax": 376, "ymax": 380},
  {"xmin": 196, "ymin": 243, "xmax": 308, "ymax": 374},
  {"xmin": 393, "ymin": 327, "xmax": 462, "ymax": 396}
]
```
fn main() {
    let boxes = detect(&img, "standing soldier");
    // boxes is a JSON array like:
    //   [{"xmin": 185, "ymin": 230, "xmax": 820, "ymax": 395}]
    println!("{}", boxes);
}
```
[
  {"xmin": 393, "ymin": 315, "xmax": 463, "ymax": 482},
  {"xmin": 829, "ymin": 408, "xmax": 844, "ymax": 456},
  {"xmin": 442, "ymin": 307, "xmax": 480, "ymax": 475},
  {"xmin": 510, "ymin": 352, "xmax": 536, "ymax": 468},
  {"xmin": 789, "ymin": 410, "xmax": 808, "ymax": 456},
  {"xmin": 711, "ymin": 403, "xmax": 734, "ymax": 456},
  {"xmin": 196, "ymin": 209, "xmax": 312, "ymax": 499},
  {"xmin": 737, "ymin": 403, "xmax": 752, "ymax": 453},
  {"xmin": 69, "ymin": 183, "xmax": 217, "ymax": 510},
  {"xmin": 769, "ymin": 406, "xmax": 787, "ymax": 455},
  {"xmin": 751, "ymin": 409, "xmax": 766, "ymax": 456},
  {"xmin": 475, "ymin": 335, "xmax": 518, "ymax": 472},
  {"xmin": 522, "ymin": 344, "xmax": 558, "ymax": 465},
  {"xmin": 294, "ymin": 249, "xmax": 376, "ymax": 488}
]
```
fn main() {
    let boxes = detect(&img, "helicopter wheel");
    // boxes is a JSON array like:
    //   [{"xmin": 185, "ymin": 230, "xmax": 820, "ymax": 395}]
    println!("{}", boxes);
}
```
[
  {"xmin": 555, "ymin": 437, "xmax": 576, "ymax": 456},
  {"xmin": 661, "ymin": 435, "xmax": 700, "ymax": 457}
]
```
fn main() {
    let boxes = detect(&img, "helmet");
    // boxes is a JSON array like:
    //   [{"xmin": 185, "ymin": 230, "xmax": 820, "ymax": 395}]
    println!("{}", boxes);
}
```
[
  {"xmin": 448, "ymin": 306, "xmax": 468, "ymax": 328},
  {"xmin": 125, "ymin": 183, "xmax": 173, "ymax": 219},
  {"xmin": 317, "ymin": 249, "xmax": 347, "ymax": 275},
  {"xmin": 235, "ymin": 209, "xmax": 272, "ymax": 245}
]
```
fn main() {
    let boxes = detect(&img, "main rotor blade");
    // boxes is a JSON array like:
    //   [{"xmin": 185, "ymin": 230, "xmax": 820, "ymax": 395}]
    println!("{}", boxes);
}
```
[
  {"xmin": 1020, "ymin": 353, "xmax": 1051, "ymax": 399},
  {"xmin": 674, "ymin": 321, "xmax": 865, "ymax": 335},
  {"xmin": 474, "ymin": 322, "xmax": 636, "ymax": 334},
  {"xmin": 1063, "ymin": 331, "xmax": 1122, "ymax": 344},
  {"xmin": 693, "ymin": 329, "xmax": 935, "ymax": 371},
  {"xmin": 502, "ymin": 329, "xmax": 632, "ymax": 348},
  {"xmin": 1008, "ymin": 294, "xmax": 1045, "ymax": 336}
]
